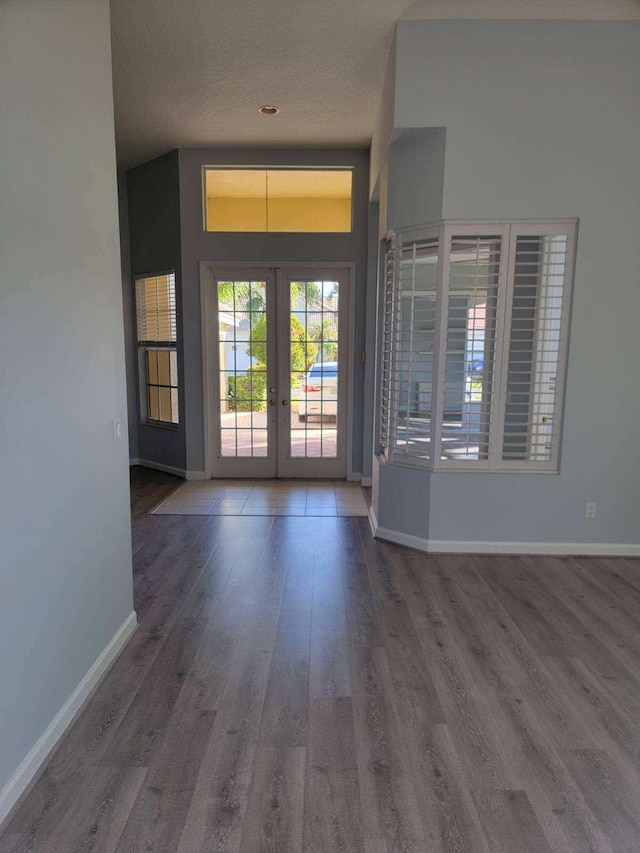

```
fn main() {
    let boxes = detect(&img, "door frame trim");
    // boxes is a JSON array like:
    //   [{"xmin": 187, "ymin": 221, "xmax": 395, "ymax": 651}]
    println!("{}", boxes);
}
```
[{"xmin": 200, "ymin": 260, "xmax": 357, "ymax": 480}]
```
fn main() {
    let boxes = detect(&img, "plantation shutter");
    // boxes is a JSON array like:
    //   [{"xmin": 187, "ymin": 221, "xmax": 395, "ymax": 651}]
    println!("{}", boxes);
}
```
[
  {"xmin": 379, "ymin": 220, "xmax": 575, "ymax": 472},
  {"xmin": 380, "ymin": 231, "xmax": 440, "ymax": 464},
  {"xmin": 379, "ymin": 242, "xmax": 396, "ymax": 455},
  {"xmin": 135, "ymin": 273, "xmax": 177, "ymax": 344},
  {"xmin": 439, "ymin": 230, "xmax": 506, "ymax": 465},
  {"xmin": 397, "ymin": 234, "xmax": 440, "ymax": 461},
  {"xmin": 500, "ymin": 226, "xmax": 574, "ymax": 468}
]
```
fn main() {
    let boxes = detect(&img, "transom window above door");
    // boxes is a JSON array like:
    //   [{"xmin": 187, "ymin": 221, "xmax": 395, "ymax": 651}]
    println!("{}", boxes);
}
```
[{"xmin": 202, "ymin": 167, "xmax": 353, "ymax": 233}]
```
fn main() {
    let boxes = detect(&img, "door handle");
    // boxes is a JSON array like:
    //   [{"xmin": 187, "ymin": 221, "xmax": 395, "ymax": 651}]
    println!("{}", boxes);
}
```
[{"xmin": 281, "ymin": 399, "xmax": 289, "ymax": 406}]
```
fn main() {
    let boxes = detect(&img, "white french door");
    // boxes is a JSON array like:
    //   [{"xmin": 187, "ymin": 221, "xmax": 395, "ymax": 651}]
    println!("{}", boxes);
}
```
[
  {"xmin": 203, "ymin": 264, "xmax": 350, "ymax": 478},
  {"xmin": 276, "ymin": 268, "xmax": 349, "ymax": 478}
]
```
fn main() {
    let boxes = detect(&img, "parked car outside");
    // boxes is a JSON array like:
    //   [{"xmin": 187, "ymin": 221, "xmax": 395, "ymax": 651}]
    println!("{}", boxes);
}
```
[{"xmin": 297, "ymin": 361, "xmax": 338, "ymax": 422}]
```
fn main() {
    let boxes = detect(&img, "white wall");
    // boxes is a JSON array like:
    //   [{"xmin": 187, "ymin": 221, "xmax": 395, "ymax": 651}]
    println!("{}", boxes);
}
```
[
  {"xmin": 362, "ymin": 200, "xmax": 380, "ymax": 482},
  {"xmin": 371, "ymin": 20, "xmax": 640, "ymax": 548},
  {"xmin": 118, "ymin": 173, "xmax": 139, "ymax": 461},
  {"xmin": 126, "ymin": 151, "xmax": 186, "ymax": 472},
  {"xmin": 369, "ymin": 31, "xmax": 396, "ymax": 204},
  {"xmin": 386, "ymin": 127, "xmax": 446, "ymax": 231},
  {"xmin": 0, "ymin": 0, "xmax": 134, "ymax": 808}
]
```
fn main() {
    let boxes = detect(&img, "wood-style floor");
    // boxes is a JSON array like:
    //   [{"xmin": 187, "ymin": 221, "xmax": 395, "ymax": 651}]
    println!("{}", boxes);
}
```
[{"xmin": 2, "ymin": 466, "xmax": 640, "ymax": 852}]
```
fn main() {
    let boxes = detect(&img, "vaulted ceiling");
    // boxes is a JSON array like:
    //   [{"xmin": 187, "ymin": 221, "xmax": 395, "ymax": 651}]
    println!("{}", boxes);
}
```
[{"xmin": 110, "ymin": 0, "xmax": 640, "ymax": 168}]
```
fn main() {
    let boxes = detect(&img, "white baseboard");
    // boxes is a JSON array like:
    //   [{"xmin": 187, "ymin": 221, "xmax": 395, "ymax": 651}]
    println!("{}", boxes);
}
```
[
  {"xmin": 0, "ymin": 611, "xmax": 138, "ymax": 828},
  {"xmin": 368, "ymin": 509, "xmax": 640, "ymax": 556},
  {"xmin": 135, "ymin": 459, "xmax": 205, "ymax": 481},
  {"xmin": 129, "ymin": 458, "xmax": 139, "ymax": 466},
  {"xmin": 185, "ymin": 470, "xmax": 206, "ymax": 481},
  {"xmin": 425, "ymin": 540, "xmax": 640, "ymax": 556},
  {"xmin": 136, "ymin": 459, "xmax": 186, "ymax": 478},
  {"xmin": 369, "ymin": 510, "xmax": 434, "ymax": 553},
  {"xmin": 347, "ymin": 473, "xmax": 373, "ymax": 486}
]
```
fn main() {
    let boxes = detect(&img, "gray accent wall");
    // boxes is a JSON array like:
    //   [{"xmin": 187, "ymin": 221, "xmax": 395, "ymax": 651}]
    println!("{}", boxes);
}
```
[
  {"xmin": 0, "ymin": 0, "xmax": 134, "ymax": 795},
  {"xmin": 127, "ymin": 150, "xmax": 186, "ymax": 471},
  {"xmin": 125, "ymin": 148, "xmax": 370, "ymax": 478},
  {"xmin": 370, "ymin": 19, "xmax": 640, "ymax": 547},
  {"xmin": 178, "ymin": 148, "xmax": 370, "ymax": 477}
]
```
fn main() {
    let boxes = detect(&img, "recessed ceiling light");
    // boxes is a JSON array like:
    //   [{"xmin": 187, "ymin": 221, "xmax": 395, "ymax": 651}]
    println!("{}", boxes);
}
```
[{"xmin": 259, "ymin": 105, "xmax": 279, "ymax": 115}]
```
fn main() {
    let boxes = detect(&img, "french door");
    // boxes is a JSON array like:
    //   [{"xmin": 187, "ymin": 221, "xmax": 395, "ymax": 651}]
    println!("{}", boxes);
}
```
[{"xmin": 203, "ymin": 264, "xmax": 350, "ymax": 478}]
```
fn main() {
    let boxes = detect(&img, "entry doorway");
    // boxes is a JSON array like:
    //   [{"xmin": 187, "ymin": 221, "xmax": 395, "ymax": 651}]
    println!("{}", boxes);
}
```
[{"xmin": 201, "ymin": 263, "xmax": 352, "ymax": 478}]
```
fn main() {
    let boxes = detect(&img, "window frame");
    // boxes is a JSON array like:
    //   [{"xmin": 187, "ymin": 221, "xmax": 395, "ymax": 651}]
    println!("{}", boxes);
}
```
[
  {"xmin": 378, "ymin": 235, "xmax": 396, "ymax": 460},
  {"xmin": 382, "ymin": 223, "xmax": 442, "ymax": 470},
  {"xmin": 201, "ymin": 165, "xmax": 355, "ymax": 234},
  {"xmin": 134, "ymin": 270, "xmax": 180, "ymax": 429},
  {"xmin": 378, "ymin": 219, "xmax": 577, "ymax": 474}
]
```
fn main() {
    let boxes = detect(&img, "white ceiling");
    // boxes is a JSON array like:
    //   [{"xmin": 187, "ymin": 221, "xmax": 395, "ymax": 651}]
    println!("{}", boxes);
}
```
[{"xmin": 110, "ymin": 0, "xmax": 640, "ymax": 168}]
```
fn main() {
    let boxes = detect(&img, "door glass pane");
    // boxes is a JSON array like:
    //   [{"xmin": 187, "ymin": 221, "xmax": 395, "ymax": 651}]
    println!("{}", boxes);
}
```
[
  {"xmin": 217, "ymin": 281, "xmax": 269, "ymax": 457},
  {"xmin": 290, "ymin": 280, "xmax": 339, "ymax": 458}
]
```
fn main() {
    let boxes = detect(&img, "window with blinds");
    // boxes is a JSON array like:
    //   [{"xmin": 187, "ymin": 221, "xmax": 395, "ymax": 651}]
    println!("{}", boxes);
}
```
[
  {"xmin": 379, "ymin": 241, "xmax": 395, "ymax": 455},
  {"xmin": 502, "ymin": 231, "xmax": 571, "ymax": 465},
  {"xmin": 378, "ymin": 221, "xmax": 576, "ymax": 472},
  {"xmin": 135, "ymin": 272, "xmax": 179, "ymax": 426},
  {"xmin": 393, "ymin": 232, "xmax": 439, "ymax": 460},
  {"xmin": 441, "ymin": 234, "xmax": 501, "ymax": 464}
]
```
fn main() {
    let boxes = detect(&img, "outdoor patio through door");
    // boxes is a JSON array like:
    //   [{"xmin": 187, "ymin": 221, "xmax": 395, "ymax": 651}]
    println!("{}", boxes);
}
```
[{"xmin": 203, "ymin": 265, "xmax": 350, "ymax": 478}]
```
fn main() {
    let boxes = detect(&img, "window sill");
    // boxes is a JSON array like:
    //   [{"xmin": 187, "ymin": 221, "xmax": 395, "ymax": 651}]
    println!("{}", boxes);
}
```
[
  {"xmin": 377, "ymin": 454, "xmax": 559, "ymax": 475},
  {"xmin": 141, "ymin": 420, "xmax": 180, "ymax": 432}
]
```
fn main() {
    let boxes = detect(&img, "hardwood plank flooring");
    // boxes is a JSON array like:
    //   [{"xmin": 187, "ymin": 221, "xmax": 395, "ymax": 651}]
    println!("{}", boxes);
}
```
[{"xmin": 1, "ymin": 466, "xmax": 640, "ymax": 851}]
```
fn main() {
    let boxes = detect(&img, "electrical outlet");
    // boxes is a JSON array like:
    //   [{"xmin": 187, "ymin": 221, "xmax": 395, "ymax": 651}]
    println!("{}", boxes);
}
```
[
  {"xmin": 585, "ymin": 502, "xmax": 596, "ymax": 520},
  {"xmin": 113, "ymin": 418, "xmax": 122, "ymax": 443}
]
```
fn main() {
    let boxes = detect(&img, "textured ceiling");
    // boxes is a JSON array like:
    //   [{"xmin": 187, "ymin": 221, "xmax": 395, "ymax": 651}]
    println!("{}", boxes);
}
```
[{"xmin": 110, "ymin": 0, "xmax": 640, "ymax": 168}]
